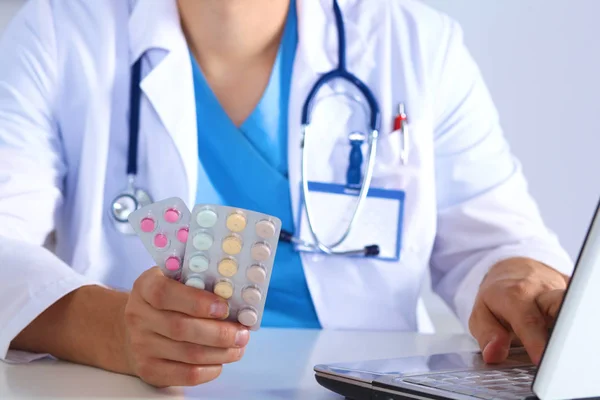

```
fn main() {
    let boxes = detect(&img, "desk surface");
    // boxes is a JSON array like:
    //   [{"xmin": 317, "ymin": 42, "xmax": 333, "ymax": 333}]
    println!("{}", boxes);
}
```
[{"xmin": 0, "ymin": 329, "xmax": 479, "ymax": 400}]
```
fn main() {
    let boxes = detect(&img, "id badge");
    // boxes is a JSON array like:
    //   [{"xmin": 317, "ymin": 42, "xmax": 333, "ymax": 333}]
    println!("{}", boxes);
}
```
[{"xmin": 296, "ymin": 182, "xmax": 405, "ymax": 261}]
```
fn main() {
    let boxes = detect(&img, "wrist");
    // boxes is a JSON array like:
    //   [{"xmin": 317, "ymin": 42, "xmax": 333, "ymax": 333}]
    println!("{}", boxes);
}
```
[{"xmin": 81, "ymin": 286, "xmax": 132, "ymax": 375}]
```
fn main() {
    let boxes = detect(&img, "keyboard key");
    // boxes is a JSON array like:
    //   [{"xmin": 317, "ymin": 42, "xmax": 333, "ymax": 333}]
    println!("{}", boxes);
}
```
[
  {"xmin": 447, "ymin": 386, "xmax": 484, "ymax": 396},
  {"xmin": 481, "ymin": 378, "xmax": 510, "ymax": 384},
  {"xmin": 513, "ymin": 368, "xmax": 534, "ymax": 374},
  {"xmin": 400, "ymin": 366, "xmax": 536, "ymax": 400},
  {"xmin": 449, "ymin": 372, "xmax": 481, "ymax": 378},
  {"xmin": 483, "ymin": 385, "xmax": 517, "ymax": 391},
  {"xmin": 498, "ymin": 392, "xmax": 530, "ymax": 399},
  {"xmin": 513, "ymin": 383, "xmax": 532, "ymax": 389},
  {"xmin": 460, "ymin": 380, "xmax": 482, "ymax": 386},
  {"xmin": 480, "ymin": 371, "xmax": 505, "ymax": 377},
  {"xmin": 403, "ymin": 378, "xmax": 433, "ymax": 385},
  {"xmin": 429, "ymin": 374, "xmax": 460, "ymax": 380}
]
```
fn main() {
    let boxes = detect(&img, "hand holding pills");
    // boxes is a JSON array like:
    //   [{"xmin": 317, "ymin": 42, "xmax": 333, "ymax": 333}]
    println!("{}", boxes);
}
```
[
  {"xmin": 122, "ymin": 267, "xmax": 249, "ymax": 387},
  {"xmin": 129, "ymin": 198, "xmax": 282, "ymax": 331},
  {"xmin": 126, "ymin": 198, "xmax": 281, "ymax": 386}
]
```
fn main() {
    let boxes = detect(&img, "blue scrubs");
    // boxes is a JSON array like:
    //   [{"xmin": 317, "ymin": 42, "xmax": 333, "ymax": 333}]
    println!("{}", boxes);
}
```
[{"xmin": 190, "ymin": 0, "xmax": 321, "ymax": 329}]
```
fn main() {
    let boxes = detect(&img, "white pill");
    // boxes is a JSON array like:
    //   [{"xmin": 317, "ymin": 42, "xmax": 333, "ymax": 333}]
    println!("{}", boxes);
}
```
[
  {"xmin": 193, "ymin": 232, "xmax": 213, "ymax": 251},
  {"xmin": 251, "ymin": 242, "xmax": 271, "ymax": 261},
  {"xmin": 246, "ymin": 265, "xmax": 267, "ymax": 284},
  {"xmin": 242, "ymin": 287, "xmax": 262, "ymax": 305},
  {"xmin": 255, "ymin": 220, "xmax": 276, "ymax": 239},
  {"xmin": 196, "ymin": 209, "xmax": 218, "ymax": 228},
  {"xmin": 238, "ymin": 308, "xmax": 258, "ymax": 327},
  {"xmin": 185, "ymin": 277, "xmax": 205, "ymax": 290},
  {"xmin": 189, "ymin": 255, "xmax": 209, "ymax": 273}
]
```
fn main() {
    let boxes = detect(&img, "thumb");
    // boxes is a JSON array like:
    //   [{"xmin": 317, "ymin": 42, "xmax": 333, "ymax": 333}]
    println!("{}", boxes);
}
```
[
  {"xmin": 536, "ymin": 289, "xmax": 565, "ymax": 320},
  {"xmin": 469, "ymin": 302, "xmax": 512, "ymax": 364}
]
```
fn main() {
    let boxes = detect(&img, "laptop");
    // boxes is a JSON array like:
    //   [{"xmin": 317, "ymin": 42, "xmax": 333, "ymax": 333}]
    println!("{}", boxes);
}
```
[{"xmin": 314, "ymin": 199, "xmax": 600, "ymax": 400}]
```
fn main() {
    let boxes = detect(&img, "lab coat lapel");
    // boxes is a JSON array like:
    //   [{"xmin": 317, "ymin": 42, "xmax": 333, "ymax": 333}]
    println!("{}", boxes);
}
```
[{"xmin": 128, "ymin": 0, "xmax": 198, "ymax": 206}]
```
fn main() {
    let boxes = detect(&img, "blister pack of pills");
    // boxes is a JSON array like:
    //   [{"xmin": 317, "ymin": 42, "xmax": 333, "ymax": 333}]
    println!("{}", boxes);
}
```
[
  {"xmin": 128, "ymin": 197, "xmax": 191, "ymax": 280},
  {"xmin": 182, "ymin": 204, "xmax": 282, "ymax": 330}
]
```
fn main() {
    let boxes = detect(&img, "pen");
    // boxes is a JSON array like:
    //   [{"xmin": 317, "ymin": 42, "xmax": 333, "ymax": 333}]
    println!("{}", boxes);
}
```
[{"xmin": 393, "ymin": 103, "xmax": 409, "ymax": 164}]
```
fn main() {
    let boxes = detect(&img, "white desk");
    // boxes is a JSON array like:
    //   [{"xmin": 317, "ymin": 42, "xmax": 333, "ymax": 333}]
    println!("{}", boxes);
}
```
[{"xmin": 0, "ymin": 329, "xmax": 478, "ymax": 399}]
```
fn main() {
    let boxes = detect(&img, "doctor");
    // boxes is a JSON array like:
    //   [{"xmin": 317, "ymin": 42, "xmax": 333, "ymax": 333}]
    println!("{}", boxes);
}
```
[{"xmin": 0, "ymin": 0, "xmax": 572, "ymax": 388}]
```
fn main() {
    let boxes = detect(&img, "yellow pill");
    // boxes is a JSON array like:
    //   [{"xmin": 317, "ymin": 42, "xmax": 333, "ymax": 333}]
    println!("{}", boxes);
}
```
[
  {"xmin": 226, "ymin": 212, "xmax": 247, "ymax": 232},
  {"xmin": 214, "ymin": 281, "xmax": 234, "ymax": 299},
  {"xmin": 218, "ymin": 258, "xmax": 238, "ymax": 277},
  {"xmin": 222, "ymin": 235, "xmax": 243, "ymax": 255}
]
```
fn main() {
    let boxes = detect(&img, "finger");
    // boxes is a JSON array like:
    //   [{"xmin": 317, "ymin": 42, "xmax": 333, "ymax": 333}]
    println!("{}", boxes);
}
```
[
  {"xmin": 536, "ymin": 289, "xmax": 565, "ymax": 320},
  {"xmin": 144, "ymin": 332, "xmax": 246, "ymax": 365},
  {"xmin": 137, "ymin": 267, "xmax": 229, "ymax": 319},
  {"xmin": 136, "ymin": 358, "xmax": 222, "ymax": 387},
  {"xmin": 499, "ymin": 299, "xmax": 548, "ymax": 365},
  {"xmin": 469, "ymin": 301, "xmax": 511, "ymax": 364},
  {"xmin": 139, "ymin": 306, "xmax": 250, "ymax": 348}
]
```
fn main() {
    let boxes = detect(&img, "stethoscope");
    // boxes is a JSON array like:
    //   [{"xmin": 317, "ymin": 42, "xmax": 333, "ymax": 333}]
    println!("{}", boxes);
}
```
[
  {"xmin": 278, "ymin": 0, "xmax": 381, "ymax": 257},
  {"xmin": 112, "ymin": 0, "xmax": 382, "ymax": 256},
  {"xmin": 110, "ymin": 58, "xmax": 153, "ymax": 234}
]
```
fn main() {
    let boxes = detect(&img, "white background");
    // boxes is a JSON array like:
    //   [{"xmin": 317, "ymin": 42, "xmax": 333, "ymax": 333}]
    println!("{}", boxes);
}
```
[{"xmin": 1, "ymin": 0, "xmax": 599, "ymax": 333}]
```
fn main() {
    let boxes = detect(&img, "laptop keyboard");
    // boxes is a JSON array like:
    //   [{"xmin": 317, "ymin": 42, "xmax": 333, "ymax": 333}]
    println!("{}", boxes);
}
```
[{"xmin": 400, "ymin": 365, "xmax": 536, "ymax": 400}]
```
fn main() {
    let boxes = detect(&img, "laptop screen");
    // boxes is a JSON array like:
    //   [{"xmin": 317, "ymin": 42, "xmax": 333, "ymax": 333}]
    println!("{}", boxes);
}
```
[{"xmin": 533, "ymin": 198, "xmax": 600, "ymax": 399}]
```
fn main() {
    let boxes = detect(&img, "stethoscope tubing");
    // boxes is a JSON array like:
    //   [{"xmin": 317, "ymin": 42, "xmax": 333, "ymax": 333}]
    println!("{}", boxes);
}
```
[
  {"xmin": 128, "ymin": 58, "xmax": 143, "ymax": 177},
  {"xmin": 291, "ymin": 0, "xmax": 381, "ymax": 256},
  {"xmin": 299, "ymin": 125, "xmax": 379, "ymax": 255}
]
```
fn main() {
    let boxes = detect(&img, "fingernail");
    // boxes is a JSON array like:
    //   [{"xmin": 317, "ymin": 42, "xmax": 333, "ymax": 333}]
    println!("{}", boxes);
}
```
[
  {"xmin": 235, "ymin": 330, "xmax": 249, "ymax": 347},
  {"xmin": 210, "ymin": 301, "xmax": 228, "ymax": 318},
  {"xmin": 221, "ymin": 305, "xmax": 230, "ymax": 320}
]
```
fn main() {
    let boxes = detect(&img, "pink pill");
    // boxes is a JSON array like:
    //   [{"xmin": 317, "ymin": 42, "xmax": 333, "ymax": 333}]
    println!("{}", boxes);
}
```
[
  {"xmin": 177, "ymin": 227, "xmax": 189, "ymax": 243},
  {"xmin": 164, "ymin": 208, "xmax": 180, "ymax": 223},
  {"xmin": 165, "ymin": 256, "xmax": 180, "ymax": 271},
  {"xmin": 154, "ymin": 233, "xmax": 168, "ymax": 249},
  {"xmin": 140, "ymin": 217, "xmax": 155, "ymax": 233}
]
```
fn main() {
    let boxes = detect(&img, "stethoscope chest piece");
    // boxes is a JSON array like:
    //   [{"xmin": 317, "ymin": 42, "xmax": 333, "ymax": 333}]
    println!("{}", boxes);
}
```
[{"xmin": 111, "ymin": 177, "xmax": 152, "ymax": 234}]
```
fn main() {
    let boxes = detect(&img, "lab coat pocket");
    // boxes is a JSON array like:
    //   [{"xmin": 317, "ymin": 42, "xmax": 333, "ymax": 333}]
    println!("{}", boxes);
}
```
[
  {"xmin": 296, "ymin": 182, "xmax": 406, "ymax": 261},
  {"xmin": 371, "ymin": 118, "xmax": 433, "ymax": 190},
  {"xmin": 368, "ymin": 118, "xmax": 436, "ymax": 265}
]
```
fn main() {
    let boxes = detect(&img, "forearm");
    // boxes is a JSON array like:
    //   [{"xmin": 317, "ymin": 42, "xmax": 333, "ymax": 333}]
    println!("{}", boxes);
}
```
[{"xmin": 9, "ymin": 285, "xmax": 132, "ymax": 375}]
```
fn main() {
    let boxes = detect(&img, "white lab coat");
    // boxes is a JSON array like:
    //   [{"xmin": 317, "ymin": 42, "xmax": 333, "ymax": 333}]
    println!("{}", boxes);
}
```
[{"xmin": 0, "ymin": 0, "xmax": 573, "ymax": 362}]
